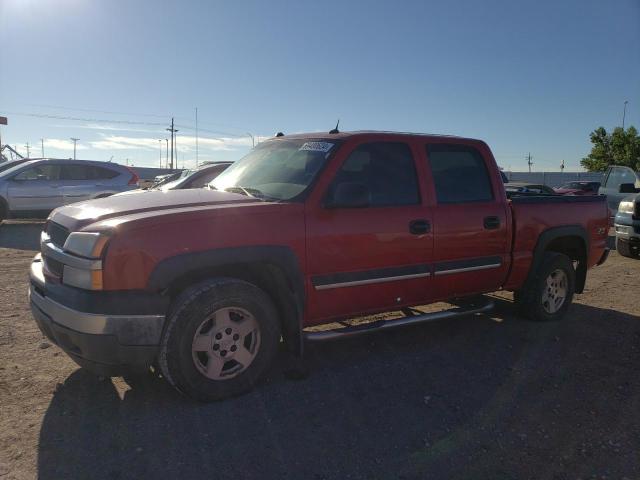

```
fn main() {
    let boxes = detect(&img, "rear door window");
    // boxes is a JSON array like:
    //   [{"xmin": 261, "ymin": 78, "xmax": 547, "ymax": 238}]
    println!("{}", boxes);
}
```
[
  {"xmin": 619, "ymin": 167, "xmax": 638, "ymax": 186},
  {"xmin": 61, "ymin": 165, "xmax": 92, "ymax": 180},
  {"xmin": 91, "ymin": 166, "xmax": 119, "ymax": 180},
  {"xmin": 427, "ymin": 144, "xmax": 493, "ymax": 203}
]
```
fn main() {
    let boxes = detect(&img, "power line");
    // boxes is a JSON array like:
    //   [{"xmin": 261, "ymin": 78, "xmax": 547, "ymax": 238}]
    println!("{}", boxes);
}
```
[
  {"xmin": 8, "ymin": 111, "xmax": 247, "ymax": 138},
  {"xmin": 19, "ymin": 105, "xmax": 255, "ymax": 133},
  {"xmin": 6, "ymin": 111, "xmax": 167, "ymax": 127},
  {"xmin": 175, "ymin": 123, "xmax": 244, "ymax": 138},
  {"xmin": 25, "ymin": 103, "xmax": 170, "ymax": 119}
]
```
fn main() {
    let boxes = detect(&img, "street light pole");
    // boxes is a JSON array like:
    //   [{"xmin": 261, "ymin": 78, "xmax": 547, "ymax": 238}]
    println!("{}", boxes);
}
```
[
  {"xmin": 165, "ymin": 138, "xmax": 169, "ymax": 169},
  {"xmin": 158, "ymin": 139, "xmax": 163, "ymax": 168},
  {"xmin": 623, "ymin": 100, "xmax": 629, "ymax": 129},
  {"xmin": 247, "ymin": 132, "xmax": 255, "ymax": 148},
  {"xmin": 41, "ymin": 138, "xmax": 45, "ymax": 157},
  {"xmin": 70, "ymin": 138, "xmax": 80, "ymax": 160}
]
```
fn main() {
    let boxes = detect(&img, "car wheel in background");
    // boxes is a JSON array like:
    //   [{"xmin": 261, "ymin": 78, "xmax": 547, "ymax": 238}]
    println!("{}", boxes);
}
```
[
  {"xmin": 616, "ymin": 237, "xmax": 639, "ymax": 259},
  {"xmin": 0, "ymin": 198, "xmax": 6, "ymax": 225}
]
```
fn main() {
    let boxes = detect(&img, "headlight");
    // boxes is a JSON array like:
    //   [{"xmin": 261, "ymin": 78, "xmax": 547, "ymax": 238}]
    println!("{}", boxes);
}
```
[
  {"xmin": 62, "ymin": 265, "xmax": 104, "ymax": 290},
  {"xmin": 618, "ymin": 201, "xmax": 635, "ymax": 215},
  {"xmin": 63, "ymin": 232, "xmax": 109, "ymax": 258}
]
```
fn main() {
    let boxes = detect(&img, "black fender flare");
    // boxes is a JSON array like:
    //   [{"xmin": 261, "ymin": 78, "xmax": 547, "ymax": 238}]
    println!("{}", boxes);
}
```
[
  {"xmin": 524, "ymin": 225, "xmax": 589, "ymax": 294},
  {"xmin": 147, "ymin": 245, "xmax": 305, "ymax": 354}
]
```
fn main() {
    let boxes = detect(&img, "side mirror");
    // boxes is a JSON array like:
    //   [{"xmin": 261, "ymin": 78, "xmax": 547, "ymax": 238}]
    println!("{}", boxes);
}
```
[
  {"xmin": 619, "ymin": 183, "xmax": 638, "ymax": 194},
  {"xmin": 325, "ymin": 182, "xmax": 370, "ymax": 208}
]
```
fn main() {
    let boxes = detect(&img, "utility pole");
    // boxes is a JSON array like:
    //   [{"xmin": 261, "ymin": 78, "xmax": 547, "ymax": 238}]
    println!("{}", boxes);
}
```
[
  {"xmin": 166, "ymin": 118, "xmax": 178, "ymax": 171},
  {"xmin": 526, "ymin": 153, "xmax": 533, "ymax": 173},
  {"xmin": 24, "ymin": 142, "xmax": 31, "ymax": 158},
  {"xmin": 560, "ymin": 159, "xmax": 565, "ymax": 174},
  {"xmin": 622, "ymin": 100, "xmax": 629, "ymax": 129},
  {"xmin": 70, "ymin": 138, "xmax": 80, "ymax": 160},
  {"xmin": 195, "ymin": 107, "xmax": 199, "ymax": 167},
  {"xmin": 41, "ymin": 138, "xmax": 45, "ymax": 157},
  {"xmin": 158, "ymin": 139, "xmax": 163, "ymax": 168}
]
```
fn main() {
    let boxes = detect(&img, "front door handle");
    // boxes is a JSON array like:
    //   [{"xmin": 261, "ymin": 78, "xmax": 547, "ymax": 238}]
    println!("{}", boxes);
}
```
[
  {"xmin": 484, "ymin": 216, "xmax": 500, "ymax": 230},
  {"xmin": 409, "ymin": 219, "xmax": 431, "ymax": 235}
]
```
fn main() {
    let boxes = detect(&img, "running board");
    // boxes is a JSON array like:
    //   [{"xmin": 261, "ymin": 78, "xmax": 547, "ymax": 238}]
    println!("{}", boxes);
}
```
[{"xmin": 303, "ymin": 300, "xmax": 495, "ymax": 341}]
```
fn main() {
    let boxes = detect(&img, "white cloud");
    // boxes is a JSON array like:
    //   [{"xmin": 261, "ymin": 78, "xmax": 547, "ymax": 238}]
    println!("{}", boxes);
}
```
[
  {"xmin": 43, "ymin": 139, "xmax": 88, "ymax": 150},
  {"xmin": 89, "ymin": 134, "xmax": 255, "ymax": 152}
]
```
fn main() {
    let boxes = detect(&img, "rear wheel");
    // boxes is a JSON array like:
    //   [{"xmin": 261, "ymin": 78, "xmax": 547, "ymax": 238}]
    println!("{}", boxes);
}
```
[
  {"xmin": 519, "ymin": 252, "xmax": 575, "ymax": 322},
  {"xmin": 158, "ymin": 278, "xmax": 281, "ymax": 401}
]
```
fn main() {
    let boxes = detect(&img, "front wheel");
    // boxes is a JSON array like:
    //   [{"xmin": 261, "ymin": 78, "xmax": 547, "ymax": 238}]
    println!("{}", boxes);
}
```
[
  {"xmin": 616, "ymin": 237, "xmax": 640, "ymax": 259},
  {"xmin": 520, "ymin": 252, "xmax": 576, "ymax": 322},
  {"xmin": 158, "ymin": 278, "xmax": 281, "ymax": 402}
]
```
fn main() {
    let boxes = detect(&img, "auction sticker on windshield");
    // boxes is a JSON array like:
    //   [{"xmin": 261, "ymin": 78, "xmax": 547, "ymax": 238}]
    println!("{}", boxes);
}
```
[{"xmin": 299, "ymin": 142, "xmax": 334, "ymax": 153}]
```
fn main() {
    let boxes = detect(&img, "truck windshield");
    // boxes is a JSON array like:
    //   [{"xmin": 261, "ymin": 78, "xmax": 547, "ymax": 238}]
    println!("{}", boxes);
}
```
[{"xmin": 209, "ymin": 138, "xmax": 338, "ymax": 200}]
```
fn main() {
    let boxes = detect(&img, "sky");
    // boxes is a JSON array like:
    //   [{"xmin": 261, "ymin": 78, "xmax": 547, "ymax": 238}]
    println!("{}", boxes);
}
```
[{"xmin": 1, "ymin": 0, "xmax": 639, "ymax": 171}]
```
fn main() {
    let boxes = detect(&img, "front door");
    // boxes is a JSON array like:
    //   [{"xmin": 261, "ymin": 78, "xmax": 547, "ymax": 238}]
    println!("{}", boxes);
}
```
[
  {"xmin": 7, "ymin": 163, "xmax": 63, "ymax": 212},
  {"xmin": 305, "ymin": 140, "xmax": 434, "ymax": 323},
  {"xmin": 425, "ymin": 143, "xmax": 510, "ymax": 300},
  {"xmin": 601, "ymin": 166, "xmax": 639, "ymax": 212}
]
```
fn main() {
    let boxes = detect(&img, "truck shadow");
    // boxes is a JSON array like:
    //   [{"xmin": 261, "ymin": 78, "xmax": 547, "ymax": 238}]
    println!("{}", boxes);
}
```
[
  {"xmin": 0, "ymin": 221, "xmax": 44, "ymax": 251},
  {"xmin": 37, "ymin": 299, "xmax": 640, "ymax": 480}
]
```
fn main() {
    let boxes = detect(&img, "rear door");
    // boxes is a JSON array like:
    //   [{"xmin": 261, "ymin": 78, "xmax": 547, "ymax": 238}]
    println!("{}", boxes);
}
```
[
  {"xmin": 60, "ymin": 164, "xmax": 98, "ymax": 204},
  {"xmin": 305, "ymin": 140, "xmax": 434, "ymax": 322},
  {"xmin": 60, "ymin": 164, "xmax": 120, "ymax": 204},
  {"xmin": 7, "ymin": 163, "xmax": 63, "ymax": 212},
  {"xmin": 425, "ymin": 143, "xmax": 510, "ymax": 300}
]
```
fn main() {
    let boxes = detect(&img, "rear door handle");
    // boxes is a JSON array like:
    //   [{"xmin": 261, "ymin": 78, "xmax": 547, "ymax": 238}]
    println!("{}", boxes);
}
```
[
  {"xmin": 483, "ymin": 216, "xmax": 500, "ymax": 230},
  {"xmin": 409, "ymin": 219, "xmax": 431, "ymax": 235}
]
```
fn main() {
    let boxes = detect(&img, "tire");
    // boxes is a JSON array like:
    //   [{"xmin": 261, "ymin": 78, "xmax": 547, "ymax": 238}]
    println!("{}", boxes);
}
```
[
  {"xmin": 158, "ymin": 278, "xmax": 281, "ymax": 402},
  {"xmin": 519, "ymin": 252, "xmax": 575, "ymax": 322},
  {"xmin": 0, "ymin": 198, "xmax": 6, "ymax": 225},
  {"xmin": 616, "ymin": 237, "xmax": 639, "ymax": 259}
]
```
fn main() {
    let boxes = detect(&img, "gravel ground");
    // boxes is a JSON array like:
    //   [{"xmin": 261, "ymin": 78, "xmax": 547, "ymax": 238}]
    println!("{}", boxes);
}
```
[{"xmin": 0, "ymin": 220, "xmax": 638, "ymax": 480}]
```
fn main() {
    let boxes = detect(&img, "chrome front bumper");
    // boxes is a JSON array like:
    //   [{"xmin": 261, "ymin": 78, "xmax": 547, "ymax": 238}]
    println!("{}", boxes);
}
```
[{"xmin": 29, "ymin": 256, "xmax": 165, "ymax": 375}]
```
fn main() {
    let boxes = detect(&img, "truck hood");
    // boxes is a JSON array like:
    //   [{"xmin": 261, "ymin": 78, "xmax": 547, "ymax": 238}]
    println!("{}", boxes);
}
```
[{"xmin": 49, "ymin": 189, "xmax": 259, "ymax": 231}]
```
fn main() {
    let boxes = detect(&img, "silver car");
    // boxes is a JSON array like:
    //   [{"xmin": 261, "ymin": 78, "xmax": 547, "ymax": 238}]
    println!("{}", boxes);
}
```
[{"xmin": 0, "ymin": 159, "xmax": 138, "ymax": 221}]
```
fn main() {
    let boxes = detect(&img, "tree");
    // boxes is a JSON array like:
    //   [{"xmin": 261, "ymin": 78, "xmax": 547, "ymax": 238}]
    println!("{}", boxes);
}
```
[{"xmin": 581, "ymin": 126, "xmax": 640, "ymax": 172}]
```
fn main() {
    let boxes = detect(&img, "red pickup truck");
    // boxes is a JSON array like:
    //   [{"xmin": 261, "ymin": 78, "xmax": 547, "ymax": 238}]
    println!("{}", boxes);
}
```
[{"xmin": 29, "ymin": 131, "xmax": 610, "ymax": 401}]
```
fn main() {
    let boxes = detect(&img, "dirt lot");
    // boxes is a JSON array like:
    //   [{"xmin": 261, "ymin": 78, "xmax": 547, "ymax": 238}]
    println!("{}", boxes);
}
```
[{"xmin": 0, "ymin": 221, "xmax": 638, "ymax": 480}]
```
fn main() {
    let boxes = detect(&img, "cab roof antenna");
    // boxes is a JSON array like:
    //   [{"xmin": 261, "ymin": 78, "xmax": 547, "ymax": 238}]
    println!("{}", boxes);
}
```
[{"xmin": 329, "ymin": 119, "xmax": 340, "ymax": 134}]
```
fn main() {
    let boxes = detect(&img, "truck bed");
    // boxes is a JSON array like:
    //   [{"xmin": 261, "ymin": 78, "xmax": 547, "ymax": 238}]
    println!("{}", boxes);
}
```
[{"xmin": 505, "ymin": 194, "xmax": 609, "ymax": 290}]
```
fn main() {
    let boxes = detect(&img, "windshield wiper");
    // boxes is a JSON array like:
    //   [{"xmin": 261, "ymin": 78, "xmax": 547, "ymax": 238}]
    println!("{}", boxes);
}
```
[
  {"xmin": 224, "ymin": 186, "xmax": 279, "ymax": 201},
  {"xmin": 225, "ymin": 186, "xmax": 256, "ymax": 197}
]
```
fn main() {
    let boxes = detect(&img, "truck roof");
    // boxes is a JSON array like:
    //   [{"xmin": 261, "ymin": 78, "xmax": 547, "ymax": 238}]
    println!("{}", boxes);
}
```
[{"xmin": 273, "ymin": 130, "xmax": 485, "ymax": 144}]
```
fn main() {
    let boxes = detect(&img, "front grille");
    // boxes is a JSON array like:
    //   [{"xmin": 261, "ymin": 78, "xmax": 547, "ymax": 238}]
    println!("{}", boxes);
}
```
[
  {"xmin": 46, "ymin": 222, "xmax": 70, "ymax": 248},
  {"xmin": 43, "ymin": 255, "xmax": 64, "ymax": 277}
]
